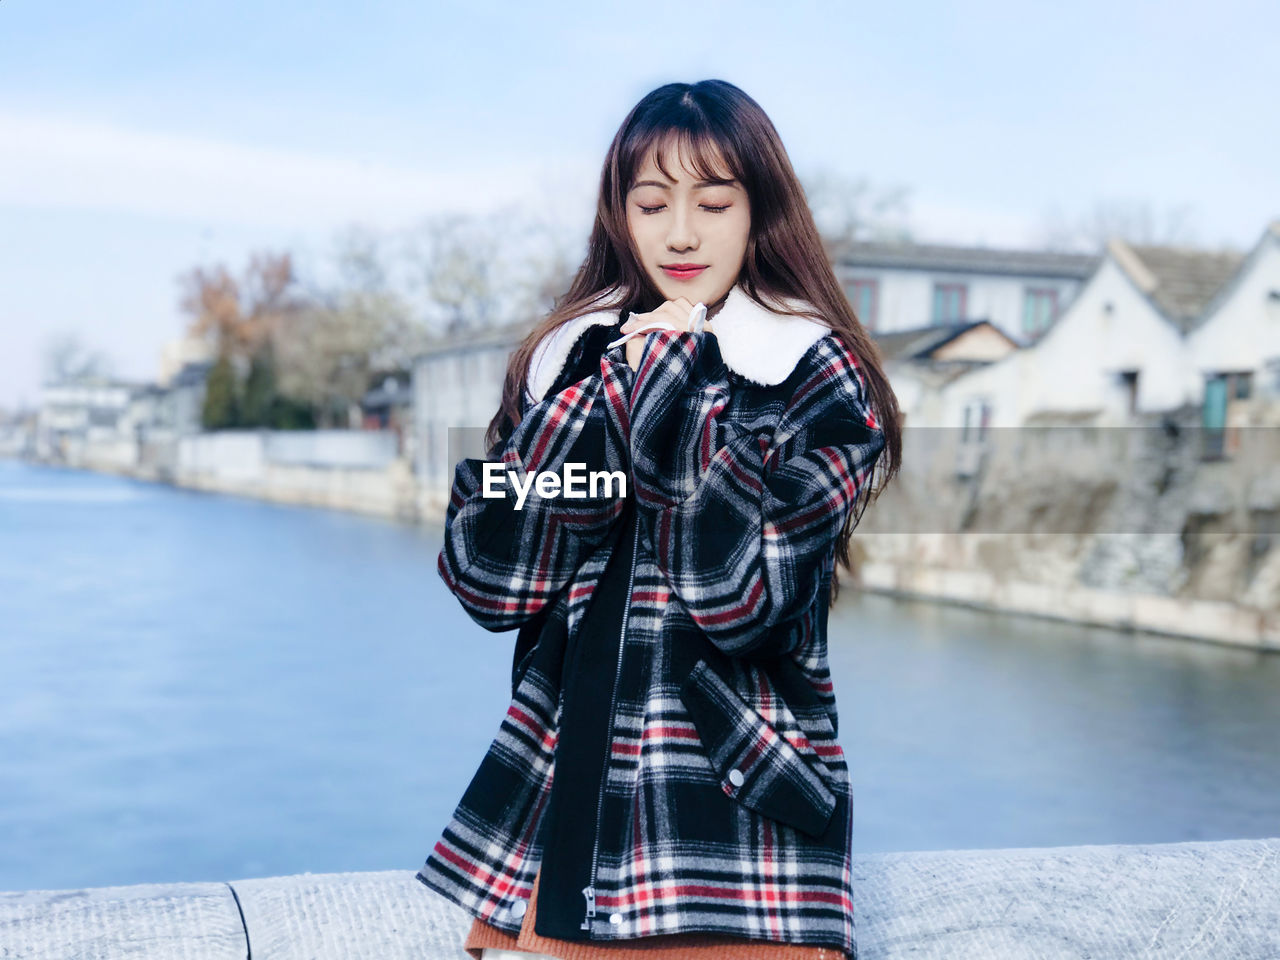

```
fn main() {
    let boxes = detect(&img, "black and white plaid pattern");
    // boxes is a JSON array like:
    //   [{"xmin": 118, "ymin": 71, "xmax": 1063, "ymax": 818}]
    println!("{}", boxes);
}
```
[
  {"xmin": 436, "ymin": 351, "xmax": 633, "ymax": 632},
  {"xmin": 419, "ymin": 320, "xmax": 886, "ymax": 959}
]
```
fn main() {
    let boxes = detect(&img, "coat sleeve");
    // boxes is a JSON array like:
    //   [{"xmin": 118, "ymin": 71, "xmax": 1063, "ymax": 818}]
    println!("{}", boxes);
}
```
[
  {"xmin": 437, "ymin": 350, "xmax": 633, "ymax": 632},
  {"xmin": 627, "ymin": 328, "xmax": 885, "ymax": 659}
]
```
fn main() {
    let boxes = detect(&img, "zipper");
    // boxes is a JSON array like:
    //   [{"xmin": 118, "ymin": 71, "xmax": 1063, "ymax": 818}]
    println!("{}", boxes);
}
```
[{"xmin": 581, "ymin": 506, "xmax": 641, "ymax": 932}]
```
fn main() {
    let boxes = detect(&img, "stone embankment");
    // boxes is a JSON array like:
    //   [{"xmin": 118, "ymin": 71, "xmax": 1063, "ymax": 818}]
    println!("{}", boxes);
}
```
[
  {"xmin": 3, "ymin": 837, "xmax": 1277, "ymax": 958},
  {"xmin": 851, "ymin": 410, "xmax": 1280, "ymax": 649}
]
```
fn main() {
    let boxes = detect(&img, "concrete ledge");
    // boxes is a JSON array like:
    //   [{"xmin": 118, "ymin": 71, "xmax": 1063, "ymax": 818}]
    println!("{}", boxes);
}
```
[
  {"xmin": 856, "ymin": 836, "xmax": 1279, "ymax": 958},
  {"xmin": 2, "ymin": 837, "xmax": 1277, "ymax": 958},
  {"xmin": 0, "ymin": 879, "xmax": 248, "ymax": 959},
  {"xmin": 232, "ymin": 870, "xmax": 472, "ymax": 959}
]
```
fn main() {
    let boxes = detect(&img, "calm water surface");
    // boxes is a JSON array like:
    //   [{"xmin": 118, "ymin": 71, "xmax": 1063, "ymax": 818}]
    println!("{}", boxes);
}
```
[{"xmin": 1, "ymin": 458, "xmax": 1277, "ymax": 892}]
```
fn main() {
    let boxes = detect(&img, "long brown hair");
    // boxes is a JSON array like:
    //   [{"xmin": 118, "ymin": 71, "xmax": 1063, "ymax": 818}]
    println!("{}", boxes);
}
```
[{"xmin": 487, "ymin": 79, "xmax": 901, "ymax": 603}]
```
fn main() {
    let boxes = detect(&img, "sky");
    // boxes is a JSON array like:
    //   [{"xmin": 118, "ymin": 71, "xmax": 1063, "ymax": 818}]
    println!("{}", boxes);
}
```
[{"xmin": 1, "ymin": 0, "xmax": 1277, "ymax": 410}]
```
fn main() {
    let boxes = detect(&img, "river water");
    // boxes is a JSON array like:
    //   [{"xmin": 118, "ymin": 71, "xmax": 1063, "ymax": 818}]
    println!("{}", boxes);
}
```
[{"xmin": 1, "ymin": 458, "xmax": 1277, "ymax": 892}]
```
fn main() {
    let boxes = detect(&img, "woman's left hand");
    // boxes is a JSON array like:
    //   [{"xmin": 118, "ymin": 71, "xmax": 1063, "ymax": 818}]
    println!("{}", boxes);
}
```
[{"xmin": 621, "ymin": 298, "xmax": 715, "ymax": 336}]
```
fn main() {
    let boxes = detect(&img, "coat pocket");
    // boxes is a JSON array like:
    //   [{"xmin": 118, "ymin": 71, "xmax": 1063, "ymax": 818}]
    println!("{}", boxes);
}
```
[{"xmin": 678, "ymin": 658, "xmax": 837, "ymax": 839}]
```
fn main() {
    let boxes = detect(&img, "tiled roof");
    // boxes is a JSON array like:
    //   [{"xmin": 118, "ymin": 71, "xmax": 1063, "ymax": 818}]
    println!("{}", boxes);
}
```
[
  {"xmin": 1109, "ymin": 239, "xmax": 1247, "ymax": 334},
  {"xmin": 871, "ymin": 319, "xmax": 1016, "ymax": 362},
  {"xmin": 836, "ymin": 239, "xmax": 1101, "ymax": 279}
]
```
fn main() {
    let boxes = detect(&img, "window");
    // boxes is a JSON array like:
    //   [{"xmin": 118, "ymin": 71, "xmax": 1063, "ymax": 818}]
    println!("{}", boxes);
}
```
[
  {"xmin": 1022, "ymin": 287, "xmax": 1059, "ymax": 337},
  {"xmin": 932, "ymin": 283, "xmax": 967, "ymax": 324},
  {"xmin": 1117, "ymin": 370, "xmax": 1139, "ymax": 416},
  {"xmin": 845, "ymin": 279, "xmax": 879, "ymax": 329},
  {"xmin": 956, "ymin": 397, "xmax": 992, "ymax": 478},
  {"xmin": 961, "ymin": 397, "xmax": 991, "ymax": 443},
  {"xmin": 1234, "ymin": 372, "xmax": 1253, "ymax": 400},
  {"xmin": 1266, "ymin": 358, "xmax": 1280, "ymax": 397}
]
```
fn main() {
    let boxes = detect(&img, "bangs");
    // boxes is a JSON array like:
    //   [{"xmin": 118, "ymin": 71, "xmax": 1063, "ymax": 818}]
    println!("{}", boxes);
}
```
[{"xmin": 626, "ymin": 125, "xmax": 744, "ymax": 190}]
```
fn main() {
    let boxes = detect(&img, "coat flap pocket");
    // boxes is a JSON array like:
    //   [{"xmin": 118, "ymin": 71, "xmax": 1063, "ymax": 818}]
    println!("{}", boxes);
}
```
[{"xmin": 678, "ymin": 660, "xmax": 837, "ymax": 839}]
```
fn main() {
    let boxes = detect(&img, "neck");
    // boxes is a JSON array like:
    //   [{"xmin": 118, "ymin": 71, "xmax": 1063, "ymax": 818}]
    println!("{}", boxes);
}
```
[{"xmin": 706, "ymin": 288, "xmax": 733, "ymax": 322}]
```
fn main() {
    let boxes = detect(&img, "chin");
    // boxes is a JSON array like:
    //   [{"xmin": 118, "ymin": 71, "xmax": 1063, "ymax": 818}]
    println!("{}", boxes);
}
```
[{"xmin": 653, "ymin": 276, "xmax": 725, "ymax": 306}]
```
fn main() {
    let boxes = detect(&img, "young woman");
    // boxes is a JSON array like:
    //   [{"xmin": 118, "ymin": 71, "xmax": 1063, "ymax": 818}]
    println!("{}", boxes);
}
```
[{"xmin": 417, "ymin": 79, "xmax": 901, "ymax": 960}]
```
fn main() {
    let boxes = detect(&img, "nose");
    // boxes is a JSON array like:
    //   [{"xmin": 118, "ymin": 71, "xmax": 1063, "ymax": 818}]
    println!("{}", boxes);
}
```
[{"xmin": 665, "ymin": 205, "xmax": 698, "ymax": 254}]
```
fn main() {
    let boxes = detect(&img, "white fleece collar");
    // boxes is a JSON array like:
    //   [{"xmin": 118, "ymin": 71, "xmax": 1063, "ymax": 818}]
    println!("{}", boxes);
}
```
[{"xmin": 525, "ymin": 284, "xmax": 830, "ymax": 402}]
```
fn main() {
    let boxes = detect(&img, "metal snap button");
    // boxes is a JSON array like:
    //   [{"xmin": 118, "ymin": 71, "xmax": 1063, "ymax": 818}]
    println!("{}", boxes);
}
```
[
  {"xmin": 509, "ymin": 899, "xmax": 527, "ymax": 919},
  {"xmin": 609, "ymin": 912, "xmax": 623, "ymax": 924},
  {"xmin": 728, "ymin": 768, "xmax": 745, "ymax": 787}
]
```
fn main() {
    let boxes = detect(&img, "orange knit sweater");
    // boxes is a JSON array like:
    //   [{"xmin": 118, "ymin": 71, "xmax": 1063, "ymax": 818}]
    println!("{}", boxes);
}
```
[{"xmin": 463, "ymin": 867, "xmax": 846, "ymax": 959}]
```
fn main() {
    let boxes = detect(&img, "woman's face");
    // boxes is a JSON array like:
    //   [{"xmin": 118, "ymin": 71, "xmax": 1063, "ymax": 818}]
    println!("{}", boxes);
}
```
[{"xmin": 625, "ymin": 140, "xmax": 751, "ymax": 308}]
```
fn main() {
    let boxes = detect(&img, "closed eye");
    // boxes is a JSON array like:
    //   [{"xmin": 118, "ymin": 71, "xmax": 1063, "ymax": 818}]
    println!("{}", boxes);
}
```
[{"xmin": 637, "ymin": 204, "xmax": 732, "ymax": 215}]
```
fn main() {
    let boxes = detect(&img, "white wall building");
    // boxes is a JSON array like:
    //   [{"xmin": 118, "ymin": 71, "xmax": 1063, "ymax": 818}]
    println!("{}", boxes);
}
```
[
  {"xmin": 1186, "ymin": 221, "xmax": 1280, "ymax": 453},
  {"xmin": 411, "ymin": 324, "xmax": 523, "ymax": 513},
  {"xmin": 934, "ymin": 233, "xmax": 1255, "ymax": 431},
  {"xmin": 33, "ymin": 361, "xmax": 211, "ymax": 473},
  {"xmin": 872, "ymin": 320, "xmax": 1021, "ymax": 427},
  {"xmin": 835, "ymin": 240, "xmax": 1100, "ymax": 343},
  {"xmin": 35, "ymin": 379, "xmax": 143, "ymax": 463}
]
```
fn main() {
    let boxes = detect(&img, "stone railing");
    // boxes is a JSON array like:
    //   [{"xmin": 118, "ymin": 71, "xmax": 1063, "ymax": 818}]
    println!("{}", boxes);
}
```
[{"xmin": 2, "ymin": 836, "xmax": 1276, "ymax": 958}]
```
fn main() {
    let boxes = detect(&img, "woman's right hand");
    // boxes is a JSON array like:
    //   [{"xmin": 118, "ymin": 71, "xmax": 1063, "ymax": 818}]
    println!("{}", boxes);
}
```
[
  {"xmin": 622, "ymin": 298, "xmax": 699, "ymax": 337},
  {"xmin": 620, "ymin": 315, "xmax": 681, "ymax": 371},
  {"xmin": 619, "ymin": 299, "xmax": 710, "ymax": 371}
]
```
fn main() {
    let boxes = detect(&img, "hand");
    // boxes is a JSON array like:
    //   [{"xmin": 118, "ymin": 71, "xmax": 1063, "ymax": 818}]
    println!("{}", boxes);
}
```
[
  {"xmin": 621, "ymin": 298, "xmax": 711, "ymax": 336},
  {"xmin": 620, "ymin": 299, "xmax": 716, "ymax": 372}
]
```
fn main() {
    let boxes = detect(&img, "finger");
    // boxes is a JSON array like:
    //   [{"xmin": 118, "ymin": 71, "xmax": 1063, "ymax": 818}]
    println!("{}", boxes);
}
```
[
  {"xmin": 659, "ymin": 299, "xmax": 700, "ymax": 332},
  {"xmin": 656, "ymin": 301, "xmax": 686, "ymax": 327},
  {"xmin": 607, "ymin": 319, "xmax": 680, "ymax": 349}
]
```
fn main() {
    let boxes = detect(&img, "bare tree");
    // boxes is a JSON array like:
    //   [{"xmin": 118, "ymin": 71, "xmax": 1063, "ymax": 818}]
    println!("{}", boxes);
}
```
[
  {"xmin": 403, "ymin": 211, "xmax": 506, "ymax": 335},
  {"xmin": 403, "ymin": 205, "xmax": 597, "ymax": 336},
  {"xmin": 274, "ymin": 226, "xmax": 417, "ymax": 428},
  {"xmin": 1036, "ymin": 199, "xmax": 1202, "ymax": 253},
  {"xmin": 799, "ymin": 168, "xmax": 914, "ymax": 260},
  {"xmin": 42, "ymin": 331, "xmax": 113, "ymax": 385},
  {"xmin": 332, "ymin": 223, "xmax": 426, "ymax": 371},
  {"xmin": 502, "ymin": 213, "xmax": 582, "ymax": 322}
]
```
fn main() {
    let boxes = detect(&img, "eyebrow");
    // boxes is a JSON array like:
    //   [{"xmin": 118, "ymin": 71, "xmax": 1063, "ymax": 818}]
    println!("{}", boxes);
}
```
[{"xmin": 631, "ymin": 177, "xmax": 738, "ymax": 190}]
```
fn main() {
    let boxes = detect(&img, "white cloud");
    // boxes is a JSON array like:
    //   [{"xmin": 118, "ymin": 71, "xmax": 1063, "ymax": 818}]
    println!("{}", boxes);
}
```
[
  {"xmin": 909, "ymin": 196, "xmax": 1043, "ymax": 249},
  {"xmin": 0, "ymin": 110, "xmax": 572, "ymax": 229}
]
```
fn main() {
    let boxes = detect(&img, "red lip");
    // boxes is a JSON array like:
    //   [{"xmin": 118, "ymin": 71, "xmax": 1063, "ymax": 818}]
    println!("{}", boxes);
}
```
[{"xmin": 661, "ymin": 264, "xmax": 708, "ymax": 280}]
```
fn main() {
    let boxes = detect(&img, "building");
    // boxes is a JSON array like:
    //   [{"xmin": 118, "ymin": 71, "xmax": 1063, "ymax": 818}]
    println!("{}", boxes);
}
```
[
  {"xmin": 33, "ymin": 361, "xmax": 210, "ymax": 475},
  {"xmin": 410, "ymin": 224, "xmax": 1278, "ymax": 511},
  {"xmin": 411, "ymin": 322, "xmax": 527, "ymax": 514},
  {"xmin": 931, "ymin": 223, "xmax": 1279, "ymax": 457},
  {"xmin": 157, "ymin": 336, "xmax": 215, "ymax": 388},
  {"xmin": 35, "ymin": 378, "xmax": 143, "ymax": 465},
  {"xmin": 872, "ymin": 320, "xmax": 1021, "ymax": 428},
  {"xmin": 835, "ymin": 240, "xmax": 1100, "ymax": 342},
  {"xmin": 1185, "ymin": 221, "xmax": 1280, "ymax": 457},
  {"xmin": 360, "ymin": 370, "xmax": 415, "ymax": 456}
]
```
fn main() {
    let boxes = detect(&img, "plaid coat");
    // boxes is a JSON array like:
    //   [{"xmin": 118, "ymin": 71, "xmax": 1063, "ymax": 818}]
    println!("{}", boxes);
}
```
[{"xmin": 416, "ymin": 284, "xmax": 886, "ymax": 958}]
